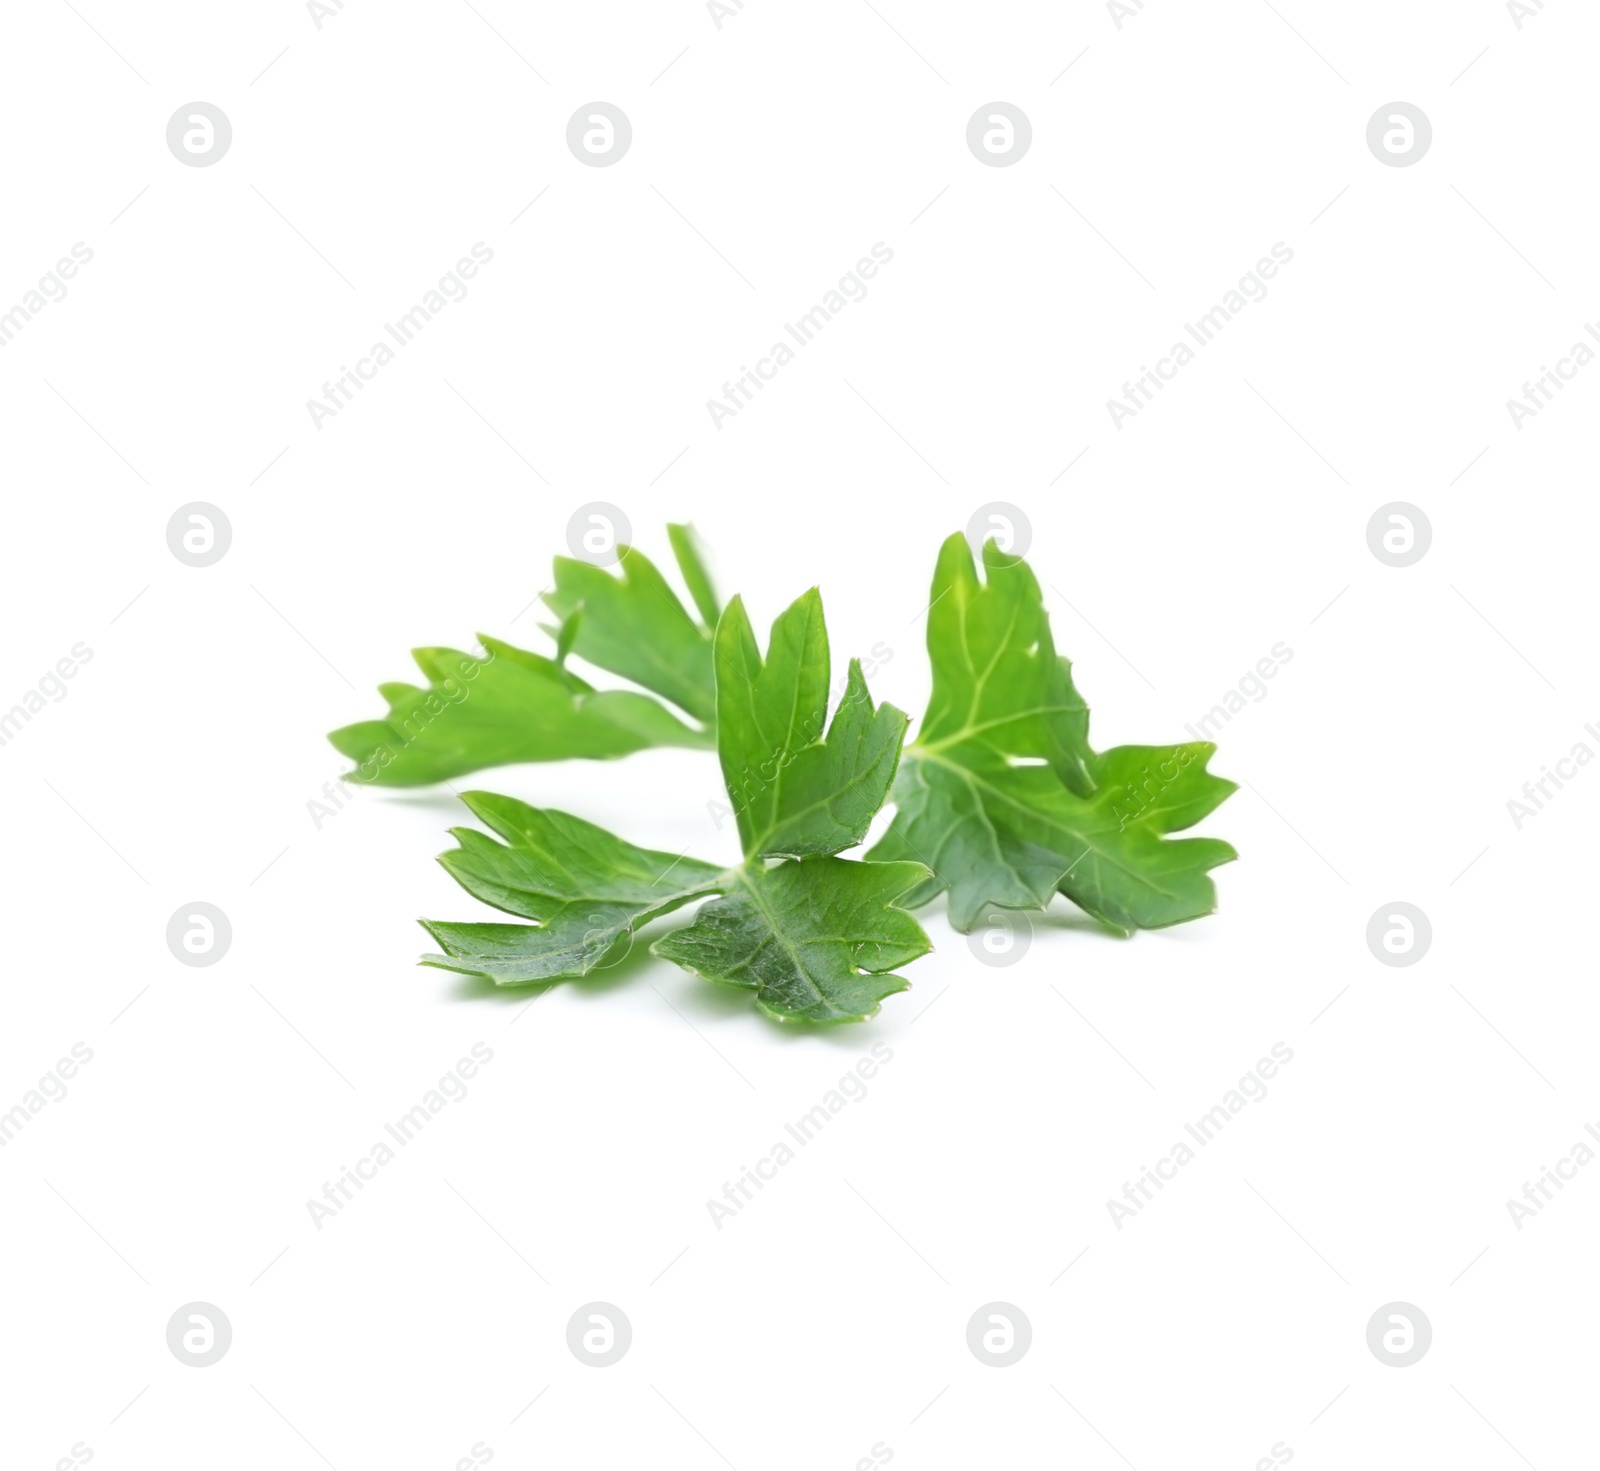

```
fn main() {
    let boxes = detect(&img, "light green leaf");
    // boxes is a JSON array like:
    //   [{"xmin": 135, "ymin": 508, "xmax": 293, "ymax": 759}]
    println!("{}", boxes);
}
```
[
  {"xmin": 668, "ymin": 522, "xmax": 722, "ymax": 630},
  {"xmin": 329, "ymin": 635, "xmax": 712, "ymax": 788},
  {"xmin": 553, "ymin": 607, "xmax": 581, "ymax": 665},
  {"xmin": 544, "ymin": 543, "xmax": 716, "ymax": 724}
]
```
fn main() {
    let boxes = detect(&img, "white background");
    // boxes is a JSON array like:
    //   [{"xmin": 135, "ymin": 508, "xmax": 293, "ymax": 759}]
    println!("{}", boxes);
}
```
[{"xmin": 2, "ymin": 1, "xmax": 1597, "ymax": 1466}]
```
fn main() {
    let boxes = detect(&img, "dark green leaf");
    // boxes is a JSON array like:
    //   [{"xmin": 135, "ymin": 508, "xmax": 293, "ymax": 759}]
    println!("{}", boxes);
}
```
[
  {"xmin": 881, "ymin": 741, "xmax": 1235, "ymax": 933},
  {"xmin": 873, "ymin": 534, "xmax": 1236, "ymax": 932},
  {"xmin": 652, "ymin": 857, "xmax": 931, "ymax": 1023},
  {"xmin": 421, "ymin": 794, "xmax": 723, "ymax": 982},
  {"xmin": 422, "ymin": 798, "xmax": 931, "ymax": 1023},
  {"xmin": 918, "ymin": 533, "xmax": 1094, "ymax": 796},
  {"xmin": 715, "ymin": 591, "xmax": 908, "ymax": 859}
]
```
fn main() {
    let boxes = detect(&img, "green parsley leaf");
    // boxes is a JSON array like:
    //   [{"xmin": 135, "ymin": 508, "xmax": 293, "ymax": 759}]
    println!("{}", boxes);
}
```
[
  {"xmin": 328, "ymin": 634, "xmax": 712, "ymax": 788},
  {"xmin": 544, "ymin": 532, "xmax": 718, "ymax": 725},
  {"xmin": 872, "ymin": 534, "xmax": 1237, "ymax": 933},
  {"xmin": 652, "ymin": 857, "xmax": 931, "ymax": 1023},
  {"xmin": 330, "ymin": 527, "xmax": 719, "ymax": 787},
  {"xmin": 421, "ymin": 793, "xmax": 723, "ymax": 982},
  {"xmin": 667, "ymin": 522, "xmax": 722, "ymax": 630},
  {"xmin": 916, "ymin": 530, "xmax": 1095, "ymax": 797},
  {"xmin": 715, "ymin": 590, "xmax": 909, "ymax": 858},
  {"xmin": 423, "ymin": 586, "xmax": 931, "ymax": 1023}
]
